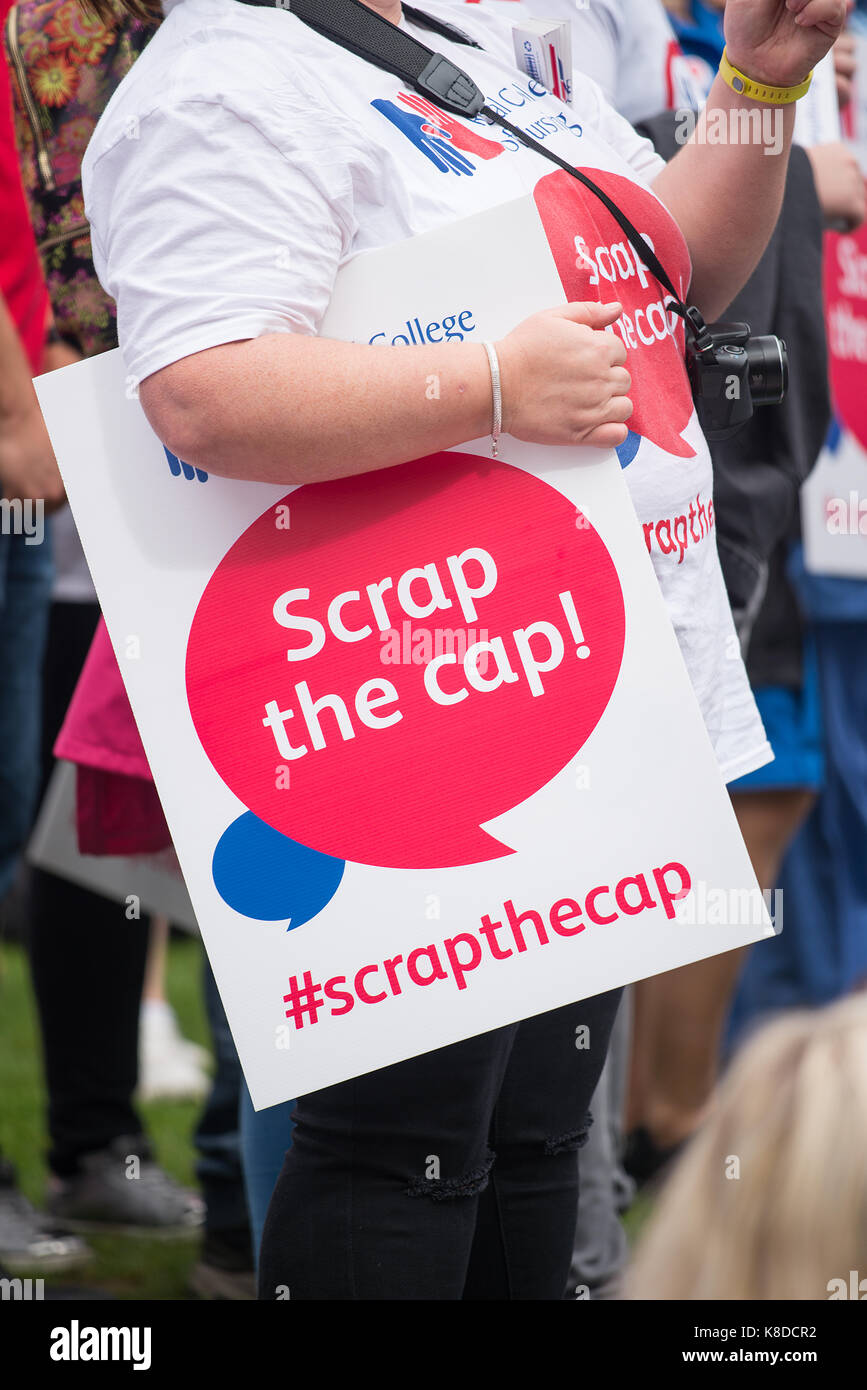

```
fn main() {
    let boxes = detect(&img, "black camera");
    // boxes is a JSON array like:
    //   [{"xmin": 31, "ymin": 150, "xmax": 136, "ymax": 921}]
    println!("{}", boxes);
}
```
[{"xmin": 685, "ymin": 314, "xmax": 789, "ymax": 443}]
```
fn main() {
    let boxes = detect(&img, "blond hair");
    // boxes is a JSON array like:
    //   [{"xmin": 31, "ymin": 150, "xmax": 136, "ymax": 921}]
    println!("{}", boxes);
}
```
[{"xmin": 626, "ymin": 992, "xmax": 867, "ymax": 1300}]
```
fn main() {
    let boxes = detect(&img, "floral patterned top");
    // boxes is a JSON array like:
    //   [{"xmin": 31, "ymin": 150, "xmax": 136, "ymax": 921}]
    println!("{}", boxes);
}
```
[{"xmin": 4, "ymin": 0, "xmax": 157, "ymax": 356}]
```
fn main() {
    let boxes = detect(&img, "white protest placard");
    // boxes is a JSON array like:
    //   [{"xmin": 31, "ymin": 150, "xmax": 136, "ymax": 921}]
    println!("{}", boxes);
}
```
[
  {"xmin": 802, "ymin": 36, "xmax": 867, "ymax": 581},
  {"xmin": 794, "ymin": 51, "xmax": 842, "ymax": 148},
  {"xmin": 35, "ymin": 196, "xmax": 770, "ymax": 1109},
  {"xmin": 802, "ymin": 429, "xmax": 867, "ymax": 579}
]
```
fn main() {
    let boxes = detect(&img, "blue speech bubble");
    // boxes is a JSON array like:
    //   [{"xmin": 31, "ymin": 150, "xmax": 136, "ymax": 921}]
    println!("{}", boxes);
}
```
[
  {"xmin": 212, "ymin": 813, "xmax": 345, "ymax": 927},
  {"xmin": 616, "ymin": 430, "xmax": 641, "ymax": 469}
]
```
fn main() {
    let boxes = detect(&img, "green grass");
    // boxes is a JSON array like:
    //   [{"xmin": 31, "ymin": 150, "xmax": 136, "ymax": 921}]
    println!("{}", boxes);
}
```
[
  {"xmin": 1, "ymin": 931, "xmax": 655, "ymax": 1299},
  {"xmin": 0, "ymin": 933, "xmax": 210, "ymax": 1300},
  {"xmin": 622, "ymin": 1190, "xmax": 653, "ymax": 1243}
]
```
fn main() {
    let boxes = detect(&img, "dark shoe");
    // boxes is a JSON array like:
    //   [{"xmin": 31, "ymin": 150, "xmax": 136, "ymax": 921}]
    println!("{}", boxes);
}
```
[
  {"xmin": 45, "ymin": 1137, "xmax": 204, "ymax": 1238},
  {"xmin": 0, "ymin": 1159, "xmax": 91, "ymax": 1274},
  {"xmin": 189, "ymin": 1227, "xmax": 256, "ymax": 1300}
]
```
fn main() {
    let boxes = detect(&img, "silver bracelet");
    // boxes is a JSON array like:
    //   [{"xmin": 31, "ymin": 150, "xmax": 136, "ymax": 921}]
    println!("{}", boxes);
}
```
[{"xmin": 482, "ymin": 341, "xmax": 502, "ymax": 458}]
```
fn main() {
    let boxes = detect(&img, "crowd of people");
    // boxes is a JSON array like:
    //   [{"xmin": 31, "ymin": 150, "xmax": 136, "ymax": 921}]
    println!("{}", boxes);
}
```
[{"xmin": 1, "ymin": 0, "xmax": 867, "ymax": 1302}]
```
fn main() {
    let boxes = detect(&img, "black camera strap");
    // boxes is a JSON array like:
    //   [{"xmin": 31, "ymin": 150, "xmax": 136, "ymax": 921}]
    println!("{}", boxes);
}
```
[{"xmin": 243, "ymin": 0, "xmax": 714, "ymax": 352}]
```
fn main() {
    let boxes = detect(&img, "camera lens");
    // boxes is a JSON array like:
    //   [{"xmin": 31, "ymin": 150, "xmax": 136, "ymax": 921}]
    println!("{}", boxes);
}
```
[{"xmin": 745, "ymin": 335, "xmax": 788, "ymax": 406}]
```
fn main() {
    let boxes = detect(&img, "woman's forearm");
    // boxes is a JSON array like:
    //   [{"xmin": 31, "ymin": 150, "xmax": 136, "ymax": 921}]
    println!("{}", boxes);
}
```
[
  {"xmin": 0, "ymin": 297, "xmax": 64, "ymax": 506},
  {"xmin": 140, "ymin": 334, "xmax": 492, "ymax": 485},
  {"xmin": 139, "ymin": 299, "xmax": 634, "ymax": 485},
  {"xmin": 653, "ymin": 75, "xmax": 797, "ymax": 321}
]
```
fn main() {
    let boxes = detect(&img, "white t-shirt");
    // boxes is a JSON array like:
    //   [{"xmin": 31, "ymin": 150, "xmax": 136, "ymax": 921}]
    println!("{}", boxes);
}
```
[
  {"xmin": 82, "ymin": 0, "xmax": 770, "ymax": 782},
  {"xmin": 460, "ymin": 0, "xmax": 707, "ymax": 122}
]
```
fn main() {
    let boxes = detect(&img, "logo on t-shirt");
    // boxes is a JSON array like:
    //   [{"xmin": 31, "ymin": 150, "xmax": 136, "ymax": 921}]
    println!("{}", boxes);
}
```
[{"xmin": 372, "ymin": 91, "xmax": 505, "ymax": 175}]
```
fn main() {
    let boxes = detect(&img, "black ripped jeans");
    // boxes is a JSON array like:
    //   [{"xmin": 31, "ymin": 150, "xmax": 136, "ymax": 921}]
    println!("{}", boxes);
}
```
[{"xmin": 258, "ymin": 988, "xmax": 621, "ymax": 1300}]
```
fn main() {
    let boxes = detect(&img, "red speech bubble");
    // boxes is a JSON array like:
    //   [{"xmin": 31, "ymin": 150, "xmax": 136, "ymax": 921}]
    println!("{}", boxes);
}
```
[
  {"xmin": 186, "ymin": 454, "xmax": 625, "ymax": 870},
  {"xmin": 534, "ymin": 168, "xmax": 696, "ymax": 460},
  {"xmin": 825, "ymin": 223, "xmax": 867, "ymax": 454}
]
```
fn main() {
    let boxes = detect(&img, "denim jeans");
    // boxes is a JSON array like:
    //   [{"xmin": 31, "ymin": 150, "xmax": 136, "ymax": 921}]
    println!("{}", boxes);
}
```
[
  {"xmin": 0, "ymin": 527, "xmax": 52, "ymax": 902},
  {"xmin": 239, "ymin": 1084, "xmax": 295, "ymax": 1262},
  {"xmin": 569, "ymin": 987, "xmax": 634, "ymax": 1298},
  {"xmin": 194, "ymin": 961, "xmax": 251, "ymax": 1237},
  {"xmin": 259, "ymin": 988, "xmax": 621, "ymax": 1300}
]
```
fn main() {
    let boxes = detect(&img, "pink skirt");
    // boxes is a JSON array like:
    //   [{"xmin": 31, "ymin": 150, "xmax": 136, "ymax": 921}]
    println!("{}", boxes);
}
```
[{"xmin": 54, "ymin": 618, "xmax": 171, "ymax": 855}]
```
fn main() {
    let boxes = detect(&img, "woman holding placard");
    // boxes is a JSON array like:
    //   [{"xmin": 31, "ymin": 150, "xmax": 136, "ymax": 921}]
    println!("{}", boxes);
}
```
[{"xmin": 80, "ymin": 0, "xmax": 845, "ymax": 1298}]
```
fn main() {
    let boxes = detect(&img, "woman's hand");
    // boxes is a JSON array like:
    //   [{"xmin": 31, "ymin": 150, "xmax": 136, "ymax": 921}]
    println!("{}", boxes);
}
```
[
  {"xmin": 0, "ymin": 396, "xmax": 66, "ymax": 511},
  {"xmin": 724, "ymin": 0, "xmax": 848, "ymax": 88},
  {"xmin": 656, "ymin": 1, "xmax": 848, "ymax": 321},
  {"xmin": 807, "ymin": 141, "xmax": 867, "ymax": 230},
  {"xmin": 41, "ymin": 337, "xmax": 84, "ymax": 374},
  {"xmin": 496, "ymin": 301, "xmax": 633, "ymax": 451}
]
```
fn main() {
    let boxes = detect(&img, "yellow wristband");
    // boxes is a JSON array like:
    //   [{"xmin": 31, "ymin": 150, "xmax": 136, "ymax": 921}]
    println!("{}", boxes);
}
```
[{"xmin": 719, "ymin": 48, "xmax": 813, "ymax": 105}]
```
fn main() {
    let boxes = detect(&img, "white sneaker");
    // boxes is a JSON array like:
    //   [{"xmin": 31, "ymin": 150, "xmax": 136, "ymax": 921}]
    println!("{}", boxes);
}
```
[{"xmin": 137, "ymin": 1001, "xmax": 211, "ymax": 1102}]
